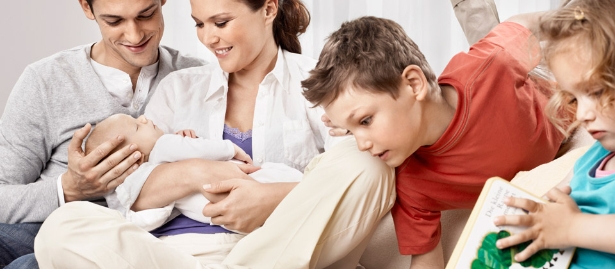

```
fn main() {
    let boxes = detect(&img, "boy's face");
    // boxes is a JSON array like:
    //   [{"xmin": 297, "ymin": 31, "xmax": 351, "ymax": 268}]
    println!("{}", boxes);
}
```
[
  {"xmin": 80, "ymin": 0, "xmax": 166, "ymax": 70},
  {"xmin": 104, "ymin": 114, "xmax": 164, "ymax": 155},
  {"xmin": 324, "ymin": 86, "xmax": 425, "ymax": 168},
  {"xmin": 550, "ymin": 49, "xmax": 615, "ymax": 151}
]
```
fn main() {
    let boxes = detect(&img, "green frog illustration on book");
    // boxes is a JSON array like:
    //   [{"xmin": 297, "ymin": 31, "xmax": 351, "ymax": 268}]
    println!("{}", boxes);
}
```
[{"xmin": 471, "ymin": 230, "xmax": 563, "ymax": 269}]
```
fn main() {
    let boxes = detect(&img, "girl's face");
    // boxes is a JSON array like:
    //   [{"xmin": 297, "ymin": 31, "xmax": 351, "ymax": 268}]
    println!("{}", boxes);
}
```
[
  {"xmin": 550, "ymin": 47, "xmax": 615, "ymax": 151},
  {"xmin": 190, "ymin": 0, "xmax": 276, "ymax": 73}
]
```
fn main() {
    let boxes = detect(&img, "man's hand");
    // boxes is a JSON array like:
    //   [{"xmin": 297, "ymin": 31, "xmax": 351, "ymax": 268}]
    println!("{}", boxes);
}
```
[
  {"xmin": 61, "ymin": 123, "xmax": 141, "ymax": 202},
  {"xmin": 202, "ymin": 179, "xmax": 295, "ymax": 233}
]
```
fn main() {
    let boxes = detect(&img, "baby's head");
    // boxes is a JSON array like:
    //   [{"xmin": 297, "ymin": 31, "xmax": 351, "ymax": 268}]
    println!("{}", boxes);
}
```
[
  {"xmin": 302, "ymin": 16, "xmax": 439, "ymax": 167},
  {"xmin": 85, "ymin": 114, "xmax": 164, "ymax": 164},
  {"xmin": 541, "ymin": 0, "xmax": 615, "ymax": 150}
]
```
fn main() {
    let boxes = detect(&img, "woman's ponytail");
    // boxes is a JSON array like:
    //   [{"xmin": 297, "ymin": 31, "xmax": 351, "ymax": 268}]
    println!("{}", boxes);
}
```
[{"xmin": 272, "ymin": 0, "xmax": 310, "ymax": 54}]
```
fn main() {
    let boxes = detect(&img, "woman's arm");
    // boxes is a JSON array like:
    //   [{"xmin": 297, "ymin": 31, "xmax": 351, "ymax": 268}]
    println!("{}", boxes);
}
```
[
  {"xmin": 131, "ymin": 159, "xmax": 257, "ymax": 211},
  {"xmin": 203, "ymin": 179, "xmax": 298, "ymax": 233}
]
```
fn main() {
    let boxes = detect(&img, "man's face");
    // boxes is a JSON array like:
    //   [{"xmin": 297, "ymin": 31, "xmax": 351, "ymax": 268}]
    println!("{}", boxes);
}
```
[{"xmin": 81, "ymin": 0, "xmax": 166, "ymax": 70}]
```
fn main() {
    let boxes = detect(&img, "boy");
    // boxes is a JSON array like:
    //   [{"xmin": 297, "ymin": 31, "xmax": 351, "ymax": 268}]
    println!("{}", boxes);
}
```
[
  {"xmin": 85, "ymin": 113, "xmax": 302, "ymax": 231},
  {"xmin": 302, "ymin": 15, "xmax": 565, "ymax": 267}
]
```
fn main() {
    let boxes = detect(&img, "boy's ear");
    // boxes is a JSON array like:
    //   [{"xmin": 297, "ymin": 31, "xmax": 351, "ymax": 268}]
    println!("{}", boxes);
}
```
[{"xmin": 401, "ymin": 65, "xmax": 429, "ymax": 101}]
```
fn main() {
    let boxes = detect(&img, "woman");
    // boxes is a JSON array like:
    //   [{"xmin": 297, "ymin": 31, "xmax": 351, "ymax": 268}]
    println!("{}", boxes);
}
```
[{"xmin": 34, "ymin": 0, "xmax": 395, "ymax": 268}]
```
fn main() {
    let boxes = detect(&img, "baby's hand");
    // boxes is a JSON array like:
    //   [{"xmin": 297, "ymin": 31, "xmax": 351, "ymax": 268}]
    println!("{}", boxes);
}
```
[
  {"xmin": 493, "ymin": 188, "xmax": 580, "ymax": 262},
  {"xmin": 176, "ymin": 129, "xmax": 197, "ymax": 138},
  {"xmin": 232, "ymin": 144, "xmax": 253, "ymax": 164}
]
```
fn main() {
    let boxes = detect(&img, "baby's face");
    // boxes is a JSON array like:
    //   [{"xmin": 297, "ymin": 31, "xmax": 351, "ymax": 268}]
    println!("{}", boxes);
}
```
[{"xmin": 105, "ymin": 114, "xmax": 164, "ymax": 155}]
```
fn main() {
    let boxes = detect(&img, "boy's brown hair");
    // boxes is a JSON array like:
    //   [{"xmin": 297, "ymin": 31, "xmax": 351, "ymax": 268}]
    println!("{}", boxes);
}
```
[
  {"xmin": 542, "ymin": 0, "xmax": 615, "ymax": 135},
  {"xmin": 302, "ymin": 16, "xmax": 438, "ymax": 107}
]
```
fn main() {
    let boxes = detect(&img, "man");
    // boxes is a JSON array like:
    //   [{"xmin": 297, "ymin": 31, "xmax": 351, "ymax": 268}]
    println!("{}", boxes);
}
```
[{"xmin": 0, "ymin": 0, "xmax": 204, "ymax": 267}]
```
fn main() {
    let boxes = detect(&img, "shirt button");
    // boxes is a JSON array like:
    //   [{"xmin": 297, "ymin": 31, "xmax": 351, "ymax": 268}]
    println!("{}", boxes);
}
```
[
  {"xmin": 133, "ymin": 103, "xmax": 139, "ymax": 109},
  {"xmin": 256, "ymin": 158, "xmax": 263, "ymax": 163}
]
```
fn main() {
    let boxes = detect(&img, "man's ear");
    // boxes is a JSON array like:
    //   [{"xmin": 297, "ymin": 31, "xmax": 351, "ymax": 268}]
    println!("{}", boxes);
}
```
[
  {"xmin": 263, "ymin": 0, "xmax": 279, "ymax": 24},
  {"xmin": 401, "ymin": 65, "xmax": 429, "ymax": 101},
  {"xmin": 161, "ymin": 0, "xmax": 167, "ymax": 6},
  {"xmin": 78, "ymin": 0, "xmax": 95, "ymax": 20}
]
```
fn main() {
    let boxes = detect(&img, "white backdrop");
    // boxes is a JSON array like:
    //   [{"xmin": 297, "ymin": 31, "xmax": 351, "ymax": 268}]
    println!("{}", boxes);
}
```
[
  {"xmin": 162, "ymin": 0, "xmax": 560, "ymax": 76},
  {"xmin": 0, "ymin": 0, "xmax": 561, "ymax": 116}
]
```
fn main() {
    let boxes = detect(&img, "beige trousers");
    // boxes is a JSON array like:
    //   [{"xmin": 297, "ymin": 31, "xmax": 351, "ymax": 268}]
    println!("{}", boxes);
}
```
[
  {"xmin": 451, "ymin": 0, "xmax": 500, "ymax": 45},
  {"xmin": 35, "ymin": 137, "xmax": 396, "ymax": 269}
]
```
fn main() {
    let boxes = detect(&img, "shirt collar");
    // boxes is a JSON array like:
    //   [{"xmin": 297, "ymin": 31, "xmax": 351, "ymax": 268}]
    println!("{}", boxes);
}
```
[{"xmin": 204, "ymin": 47, "xmax": 288, "ymax": 101}]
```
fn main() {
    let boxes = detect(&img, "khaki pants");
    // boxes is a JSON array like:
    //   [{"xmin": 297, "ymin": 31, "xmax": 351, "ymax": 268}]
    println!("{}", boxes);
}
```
[
  {"xmin": 35, "ymin": 137, "xmax": 396, "ymax": 269},
  {"xmin": 451, "ymin": 0, "xmax": 500, "ymax": 45}
]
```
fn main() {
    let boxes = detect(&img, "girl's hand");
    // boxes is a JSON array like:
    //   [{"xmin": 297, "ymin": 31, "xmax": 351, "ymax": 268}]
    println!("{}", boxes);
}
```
[
  {"xmin": 176, "ymin": 129, "xmax": 197, "ymax": 138},
  {"xmin": 493, "ymin": 188, "xmax": 581, "ymax": 262},
  {"xmin": 232, "ymin": 144, "xmax": 253, "ymax": 164}
]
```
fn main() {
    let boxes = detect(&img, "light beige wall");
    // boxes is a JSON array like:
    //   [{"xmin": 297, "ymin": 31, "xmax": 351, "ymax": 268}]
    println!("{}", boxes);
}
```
[{"xmin": 0, "ymin": 1, "xmax": 100, "ymax": 117}]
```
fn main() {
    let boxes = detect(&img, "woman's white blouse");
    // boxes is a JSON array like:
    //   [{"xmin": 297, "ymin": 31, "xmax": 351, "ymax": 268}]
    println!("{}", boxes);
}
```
[
  {"xmin": 145, "ymin": 48, "xmax": 339, "ymax": 171},
  {"xmin": 112, "ymin": 49, "xmax": 342, "ymax": 219}
]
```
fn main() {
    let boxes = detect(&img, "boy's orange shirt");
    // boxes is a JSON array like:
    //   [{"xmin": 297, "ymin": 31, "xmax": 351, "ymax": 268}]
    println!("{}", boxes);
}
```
[{"xmin": 392, "ymin": 22, "xmax": 565, "ymax": 255}]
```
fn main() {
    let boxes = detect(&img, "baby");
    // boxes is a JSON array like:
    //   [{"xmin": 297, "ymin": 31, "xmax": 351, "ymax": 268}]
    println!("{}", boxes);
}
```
[{"xmin": 85, "ymin": 113, "xmax": 303, "ymax": 231}]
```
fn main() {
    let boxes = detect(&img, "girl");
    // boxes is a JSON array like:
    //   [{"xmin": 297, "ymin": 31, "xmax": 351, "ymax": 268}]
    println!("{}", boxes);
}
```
[{"xmin": 494, "ymin": 0, "xmax": 615, "ymax": 267}]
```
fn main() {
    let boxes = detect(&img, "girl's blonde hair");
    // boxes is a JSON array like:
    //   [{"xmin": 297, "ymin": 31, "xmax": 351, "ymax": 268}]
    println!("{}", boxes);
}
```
[{"xmin": 541, "ymin": 0, "xmax": 615, "ymax": 136}]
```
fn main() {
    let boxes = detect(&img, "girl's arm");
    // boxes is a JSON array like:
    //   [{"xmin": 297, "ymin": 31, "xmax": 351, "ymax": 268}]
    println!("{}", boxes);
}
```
[{"xmin": 494, "ymin": 187, "xmax": 615, "ymax": 261}]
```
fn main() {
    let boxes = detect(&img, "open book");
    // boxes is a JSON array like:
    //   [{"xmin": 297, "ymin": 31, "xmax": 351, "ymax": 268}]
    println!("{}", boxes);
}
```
[{"xmin": 447, "ymin": 177, "xmax": 575, "ymax": 269}]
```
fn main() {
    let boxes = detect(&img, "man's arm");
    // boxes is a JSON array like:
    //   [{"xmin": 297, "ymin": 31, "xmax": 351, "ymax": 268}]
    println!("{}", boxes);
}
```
[
  {"xmin": 451, "ymin": 0, "xmax": 500, "ymax": 45},
  {"xmin": 0, "ymin": 66, "xmax": 141, "ymax": 223},
  {"xmin": 0, "ymin": 67, "xmax": 67, "ymax": 223}
]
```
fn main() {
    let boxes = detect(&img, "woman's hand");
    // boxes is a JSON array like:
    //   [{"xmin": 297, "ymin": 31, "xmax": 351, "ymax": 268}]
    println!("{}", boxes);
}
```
[
  {"xmin": 62, "ymin": 123, "xmax": 141, "ymax": 202},
  {"xmin": 493, "ymin": 187, "xmax": 580, "ymax": 262},
  {"xmin": 202, "ymin": 179, "xmax": 296, "ymax": 233}
]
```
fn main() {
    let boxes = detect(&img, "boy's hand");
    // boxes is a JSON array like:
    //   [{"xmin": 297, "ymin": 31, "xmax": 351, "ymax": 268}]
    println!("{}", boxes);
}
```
[
  {"xmin": 176, "ymin": 129, "xmax": 197, "ymax": 138},
  {"xmin": 233, "ymin": 144, "xmax": 253, "ymax": 164},
  {"xmin": 493, "ymin": 188, "xmax": 581, "ymax": 262},
  {"xmin": 321, "ymin": 114, "xmax": 349, "ymax": 136}
]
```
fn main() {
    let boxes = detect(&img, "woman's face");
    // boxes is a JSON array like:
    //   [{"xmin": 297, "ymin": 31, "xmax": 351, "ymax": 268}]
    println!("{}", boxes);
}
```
[{"xmin": 190, "ymin": 0, "xmax": 276, "ymax": 73}]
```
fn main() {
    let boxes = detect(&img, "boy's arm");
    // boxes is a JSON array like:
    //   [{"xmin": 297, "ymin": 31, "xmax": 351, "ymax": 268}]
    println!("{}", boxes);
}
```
[
  {"xmin": 451, "ymin": 0, "xmax": 500, "ymax": 45},
  {"xmin": 409, "ymin": 241, "xmax": 444, "ymax": 269},
  {"xmin": 504, "ymin": 11, "xmax": 546, "ymax": 37}
]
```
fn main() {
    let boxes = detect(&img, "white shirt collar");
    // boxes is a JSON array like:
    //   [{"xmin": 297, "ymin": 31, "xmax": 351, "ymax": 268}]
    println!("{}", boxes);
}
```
[
  {"xmin": 205, "ymin": 47, "xmax": 288, "ymax": 101},
  {"xmin": 90, "ymin": 59, "xmax": 159, "ymax": 111}
]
